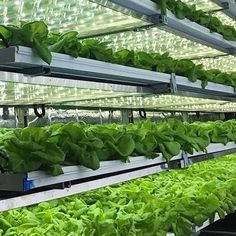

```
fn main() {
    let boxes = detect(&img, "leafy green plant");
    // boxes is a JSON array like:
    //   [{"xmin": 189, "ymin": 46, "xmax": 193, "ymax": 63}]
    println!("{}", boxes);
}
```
[
  {"xmin": 2, "ymin": 127, "xmax": 65, "ymax": 175},
  {"xmin": 0, "ymin": 21, "xmax": 52, "ymax": 64},
  {"xmin": 1, "ymin": 119, "xmax": 236, "ymax": 175},
  {"xmin": 0, "ymin": 21, "xmax": 236, "ymax": 90},
  {"xmin": 79, "ymin": 39, "xmax": 113, "ymax": 62},
  {"xmin": 152, "ymin": 0, "xmax": 236, "ymax": 41},
  {"xmin": 1, "ymin": 154, "xmax": 236, "ymax": 236},
  {"xmin": 48, "ymin": 31, "xmax": 81, "ymax": 57}
]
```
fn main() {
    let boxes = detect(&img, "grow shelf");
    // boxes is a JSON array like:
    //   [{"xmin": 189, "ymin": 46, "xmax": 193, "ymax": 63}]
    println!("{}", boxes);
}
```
[
  {"xmin": 0, "ymin": 154, "xmax": 181, "ymax": 192},
  {"xmin": 0, "ymin": 164, "xmax": 167, "ymax": 211},
  {"xmin": 0, "ymin": 47, "xmax": 236, "ymax": 102},
  {"xmin": 1, "ymin": 142, "xmax": 236, "ymax": 210},
  {"xmin": 108, "ymin": 0, "xmax": 236, "ymax": 55},
  {"xmin": 0, "ymin": 46, "xmax": 169, "ymax": 86}
]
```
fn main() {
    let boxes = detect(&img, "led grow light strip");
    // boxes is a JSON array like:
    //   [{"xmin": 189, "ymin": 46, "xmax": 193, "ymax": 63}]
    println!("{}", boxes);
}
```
[
  {"xmin": 193, "ymin": 54, "xmax": 236, "ymax": 72},
  {"xmin": 98, "ymin": 26, "xmax": 225, "ymax": 59},
  {"xmin": 0, "ymin": 80, "xmax": 144, "ymax": 106},
  {"xmin": 0, "ymin": 0, "xmax": 146, "ymax": 36},
  {"xmin": 62, "ymin": 94, "xmax": 236, "ymax": 113}
]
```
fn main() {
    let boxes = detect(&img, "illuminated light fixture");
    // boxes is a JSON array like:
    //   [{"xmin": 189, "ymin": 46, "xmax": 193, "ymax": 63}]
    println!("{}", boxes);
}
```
[
  {"xmin": 0, "ymin": 0, "xmax": 147, "ymax": 37},
  {"xmin": 98, "ymin": 27, "xmax": 224, "ymax": 59},
  {"xmin": 193, "ymin": 55, "xmax": 236, "ymax": 72}
]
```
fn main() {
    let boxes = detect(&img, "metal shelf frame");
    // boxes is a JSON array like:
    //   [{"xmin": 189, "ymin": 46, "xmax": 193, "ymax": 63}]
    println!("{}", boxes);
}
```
[
  {"xmin": 109, "ymin": 0, "xmax": 236, "ymax": 55},
  {"xmin": 0, "ymin": 141, "xmax": 236, "ymax": 211},
  {"xmin": 0, "ymin": 154, "xmax": 181, "ymax": 192},
  {"xmin": 0, "ymin": 46, "xmax": 170, "ymax": 86},
  {"xmin": 0, "ymin": 165, "xmax": 166, "ymax": 211},
  {"xmin": 0, "ymin": 46, "xmax": 235, "ymax": 102}
]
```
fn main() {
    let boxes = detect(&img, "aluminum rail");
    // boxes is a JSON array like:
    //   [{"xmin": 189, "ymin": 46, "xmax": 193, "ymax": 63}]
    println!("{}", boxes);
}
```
[
  {"xmin": 0, "ymin": 154, "xmax": 181, "ymax": 192},
  {"xmin": 188, "ymin": 142, "xmax": 236, "ymax": 158},
  {"xmin": 0, "ymin": 46, "xmax": 170, "ymax": 86},
  {"xmin": 0, "ymin": 47, "xmax": 235, "ymax": 101},
  {"xmin": 0, "ymin": 165, "xmax": 165, "ymax": 211}
]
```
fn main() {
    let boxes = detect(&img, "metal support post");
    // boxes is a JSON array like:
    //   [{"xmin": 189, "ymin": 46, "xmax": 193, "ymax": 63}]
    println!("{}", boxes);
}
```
[
  {"xmin": 182, "ymin": 112, "xmax": 189, "ymax": 122},
  {"xmin": 108, "ymin": 110, "xmax": 114, "ymax": 123},
  {"xmin": 121, "ymin": 109, "xmax": 133, "ymax": 124},
  {"xmin": 181, "ymin": 150, "xmax": 190, "ymax": 168},
  {"xmin": 170, "ymin": 73, "xmax": 178, "ymax": 93},
  {"xmin": 14, "ymin": 107, "xmax": 28, "ymax": 128}
]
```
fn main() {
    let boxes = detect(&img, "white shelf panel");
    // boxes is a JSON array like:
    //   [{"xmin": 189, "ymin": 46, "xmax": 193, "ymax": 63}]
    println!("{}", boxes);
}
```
[
  {"xmin": 0, "ymin": 71, "xmax": 143, "ymax": 93},
  {"xmin": 175, "ymin": 75, "xmax": 236, "ymax": 99},
  {"xmin": 176, "ymin": 76, "xmax": 235, "ymax": 95},
  {"xmin": 108, "ymin": 0, "xmax": 159, "ymax": 17}
]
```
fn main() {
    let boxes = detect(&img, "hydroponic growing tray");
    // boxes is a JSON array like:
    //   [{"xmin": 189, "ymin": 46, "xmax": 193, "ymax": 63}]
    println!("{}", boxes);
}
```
[
  {"xmin": 0, "ymin": 142, "xmax": 236, "ymax": 194},
  {"xmin": 0, "ymin": 46, "xmax": 235, "ymax": 101}
]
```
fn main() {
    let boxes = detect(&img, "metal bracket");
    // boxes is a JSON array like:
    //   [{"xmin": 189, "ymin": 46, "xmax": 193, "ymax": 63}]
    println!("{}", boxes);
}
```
[
  {"xmin": 108, "ymin": 110, "xmax": 114, "ymax": 123},
  {"xmin": 121, "ymin": 109, "xmax": 133, "ymax": 124},
  {"xmin": 227, "ymin": 47, "xmax": 236, "ymax": 55},
  {"xmin": 160, "ymin": 163, "xmax": 169, "ymax": 170},
  {"xmin": 221, "ymin": 1, "xmax": 229, "ymax": 10},
  {"xmin": 14, "ymin": 107, "xmax": 28, "ymax": 128},
  {"xmin": 128, "ymin": 110, "xmax": 134, "ymax": 123},
  {"xmin": 20, "ymin": 66, "xmax": 51, "ymax": 77},
  {"xmin": 148, "ymin": 83, "xmax": 170, "ymax": 94},
  {"xmin": 192, "ymin": 227, "xmax": 201, "ymax": 236},
  {"xmin": 148, "ymin": 14, "xmax": 168, "ymax": 25},
  {"xmin": 161, "ymin": 159, "xmax": 181, "ymax": 170},
  {"xmin": 170, "ymin": 73, "xmax": 178, "ymax": 93},
  {"xmin": 61, "ymin": 181, "xmax": 72, "ymax": 189}
]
